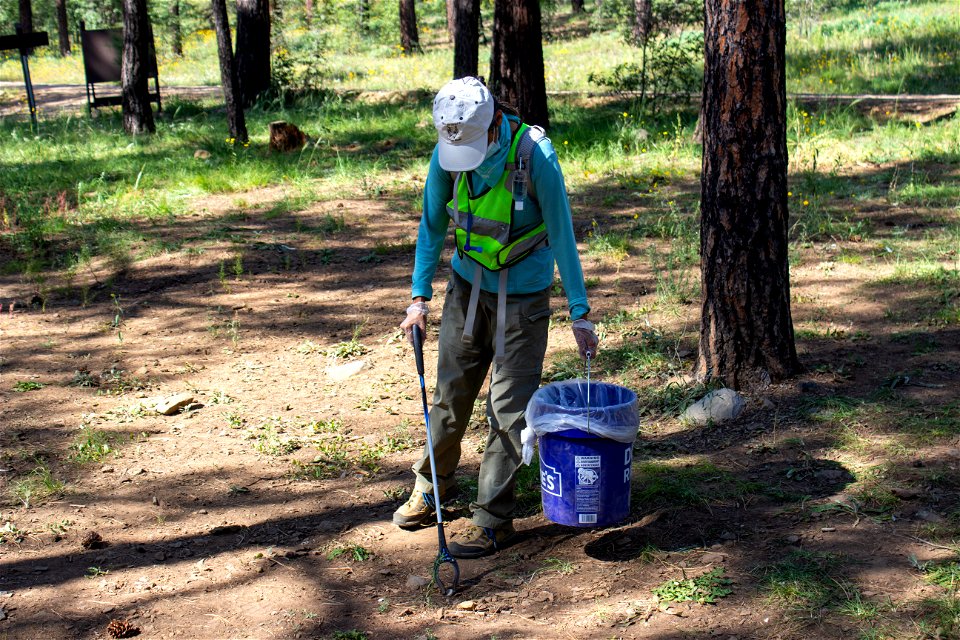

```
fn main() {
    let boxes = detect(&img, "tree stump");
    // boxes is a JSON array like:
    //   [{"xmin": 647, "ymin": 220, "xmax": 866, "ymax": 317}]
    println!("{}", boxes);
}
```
[{"xmin": 269, "ymin": 121, "xmax": 307, "ymax": 152}]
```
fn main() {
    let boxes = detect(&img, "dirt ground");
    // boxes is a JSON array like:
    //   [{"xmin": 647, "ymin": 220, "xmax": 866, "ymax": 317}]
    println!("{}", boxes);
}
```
[{"xmin": 1, "ymin": 93, "xmax": 960, "ymax": 640}]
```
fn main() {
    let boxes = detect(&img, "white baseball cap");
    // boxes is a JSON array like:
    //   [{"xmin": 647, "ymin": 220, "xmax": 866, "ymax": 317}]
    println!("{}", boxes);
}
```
[{"xmin": 432, "ymin": 76, "xmax": 495, "ymax": 172}]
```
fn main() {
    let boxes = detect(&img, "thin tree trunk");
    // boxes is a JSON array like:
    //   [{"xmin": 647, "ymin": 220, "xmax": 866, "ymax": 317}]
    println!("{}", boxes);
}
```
[
  {"xmin": 56, "ymin": 0, "xmax": 70, "ymax": 55},
  {"xmin": 445, "ymin": 0, "xmax": 454, "ymax": 42},
  {"xmin": 697, "ymin": 0, "xmax": 797, "ymax": 388},
  {"xmin": 211, "ymin": 0, "xmax": 248, "ymax": 142},
  {"xmin": 121, "ymin": 0, "xmax": 156, "ymax": 134},
  {"xmin": 632, "ymin": 0, "xmax": 651, "ymax": 46},
  {"xmin": 170, "ymin": 0, "xmax": 183, "ymax": 56},
  {"xmin": 305, "ymin": 0, "xmax": 313, "ymax": 26},
  {"xmin": 18, "ymin": 0, "xmax": 33, "ymax": 33},
  {"xmin": 571, "ymin": 0, "xmax": 584, "ymax": 13},
  {"xmin": 399, "ymin": 0, "xmax": 421, "ymax": 53},
  {"xmin": 490, "ymin": 0, "xmax": 549, "ymax": 128},
  {"xmin": 236, "ymin": 0, "xmax": 272, "ymax": 106},
  {"xmin": 453, "ymin": 0, "xmax": 479, "ymax": 79}
]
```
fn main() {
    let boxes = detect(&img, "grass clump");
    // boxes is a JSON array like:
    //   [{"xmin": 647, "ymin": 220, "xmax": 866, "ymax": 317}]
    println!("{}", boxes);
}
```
[
  {"xmin": 326, "ymin": 543, "xmax": 372, "ymax": 562},
  {"xmin": 70, "ymin": 427, "xmax": 115, "ymax": 463},
  {"xmin": 9, "ymin": 462, "xmax": 65, "ymax": 508}
]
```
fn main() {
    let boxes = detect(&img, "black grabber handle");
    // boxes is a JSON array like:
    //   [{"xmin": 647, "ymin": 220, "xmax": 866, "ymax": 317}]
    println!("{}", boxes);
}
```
[{"xmin": 412, "ymin": 325, "xmax": 426, "ymax": 376}]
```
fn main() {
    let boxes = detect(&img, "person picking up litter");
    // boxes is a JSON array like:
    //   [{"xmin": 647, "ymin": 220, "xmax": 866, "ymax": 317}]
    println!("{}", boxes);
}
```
[{"xmin": 395, "ymin": 76, "xmax": 599, "ymax": 558}]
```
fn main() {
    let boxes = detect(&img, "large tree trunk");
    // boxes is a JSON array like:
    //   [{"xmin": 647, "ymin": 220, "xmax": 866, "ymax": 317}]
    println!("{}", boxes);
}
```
[
  {"xmin": 170, "ymin": 0, "xmax": 183, "ymax": 56},
  {"xmin": 697, "ymin": 0, "xmax": 797, "ymax": 389},
  {"xmin": 490, "ymin": 0, "xmax": 549, "ymax": 128},
  {"xmin": 211, "ymin": 0, "xmax": 248, "ymax": 142},
  {"xmin": 55, "ymin": 0, "xmax": 70, "ymax": 55},
  {"xmin": 453, "ymin": 0, "xmax": 479, "ymax": 79},
  {"xmin": 18, "ymin": 0, "xmax": 33, "ymax": 33},
  {"xmin": 121, "ymin": 0, "xmax": 156, "ymax": 134},
  {"xmin": 399, "ymin": 0, "xmax": 421, "ymax": 53},
  {"xmin": 236, "ymin": 0, "xmax": 272, "ymax": 107},
  {"xmin": 571, "ymin": 0, "xmax": 584, "ymax": 13}
]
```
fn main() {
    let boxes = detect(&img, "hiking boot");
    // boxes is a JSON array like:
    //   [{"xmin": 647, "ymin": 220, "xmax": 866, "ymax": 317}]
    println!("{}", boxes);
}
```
[
  {"xmin": 448, "ymin": 523, "xmax": 517, "ymax": 559},
  {"xmin": 392, "ymin": 487, "xmax": 458, "ymax": 529}
]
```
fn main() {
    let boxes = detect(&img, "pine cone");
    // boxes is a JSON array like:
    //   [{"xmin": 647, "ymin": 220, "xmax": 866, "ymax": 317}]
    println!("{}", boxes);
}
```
[
  {"xmin": 81, "ymin": 531, "xmax": 104, "ymax": 549},
  {"xmin": 106, "ymin": 619, "xmax": 139, "ymax": 638}
]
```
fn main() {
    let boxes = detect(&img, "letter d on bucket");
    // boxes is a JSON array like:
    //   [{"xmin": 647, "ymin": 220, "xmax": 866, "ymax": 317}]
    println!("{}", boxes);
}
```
[{"xmin": 525, "ymin": 381, "xmax": 639, "ymax": 528}]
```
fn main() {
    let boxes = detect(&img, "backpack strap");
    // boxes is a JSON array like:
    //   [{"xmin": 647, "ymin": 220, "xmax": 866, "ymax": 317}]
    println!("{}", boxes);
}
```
[{"xmin": 505, "ymin": 124, "xmax": 546, "ymax": 203}]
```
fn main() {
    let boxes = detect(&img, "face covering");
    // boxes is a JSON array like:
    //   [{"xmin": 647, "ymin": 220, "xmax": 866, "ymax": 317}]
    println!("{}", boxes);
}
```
[{"xmin": 475, "ymin": 117, "xmax": 512, "ymax": 189}]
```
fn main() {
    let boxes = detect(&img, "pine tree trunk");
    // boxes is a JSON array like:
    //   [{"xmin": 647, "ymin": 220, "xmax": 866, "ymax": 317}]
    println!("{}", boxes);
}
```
[
  {"xmin": 304, "ymin": 0, "xmax": 313, "ymax": 26},
  {"xmin": 453, "ymin": 0, "xmax": 479, "ymax": 79},
  {"xmin": 697, "ymin": 0, "xmax": 797, "ymax": 389},
  {"xmin": 170, "ymin": 0, "xmax": 183, "ymax": 57},
  {"xmin": 56, "ymin": 0, "xmax": 70, "ymax": 55},
  {"xmin": 399, "ymin": 0, "xmax": 421, "ymax": 53},
  {"xmin": 632, "ymin": 0, "xmax": 651, "ymax": 46},
  {"xmin": 490, "ymin": 0, "xmax": 549, "ymax": 128},
  {"xmin": 18, "ymin": 0, "xmax": 33, "ymax": 33},
  {"xmin": 211, "ymin": 0, "xmax": 248, "ymax": 142},
  {"xmin": 121, "ymin": 0, "xmax": 156, "ymax": 134},
  {"xmin": 236, "ymin": 0, "xmax": 272, "ymax": 107}
]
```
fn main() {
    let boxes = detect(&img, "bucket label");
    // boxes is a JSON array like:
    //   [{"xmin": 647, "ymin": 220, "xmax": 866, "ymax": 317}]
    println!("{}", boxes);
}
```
[
  {"xmin": 575, "ymin": 454, "xmax": 601, "ymax": 515},
  {"xmin": 540, "ymin": 462, "xmax": 562, "ymax": 498},
  {"xmin": 579, "ymin": 513, "xmax": 598, "ymax": 524}
]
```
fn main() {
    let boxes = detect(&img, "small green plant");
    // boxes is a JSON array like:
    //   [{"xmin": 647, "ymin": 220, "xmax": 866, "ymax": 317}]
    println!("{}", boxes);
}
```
[
  {"xmin": 652, "ymin": 567, "xmax": 733, "ymax": 605},
  {"xmin": 248, "ymin": 418, "xmax": 303, "ymax": 456},
  {"xmin": 86, "ymin": 566, "xmax": 109, "ymax": 578},
  {"xmin": 70, "ymin": 427, "xmax": 114, "ymax": 463},
  {"xmin": 110, "ymin": 294, "xmax": 124, "ymax": 344},
  {"xmin": 377, "ymin": 598, "xmax": 390, "ymax": 613},
  {"xmin": 0, "ymin": 522, "xmax": 25, "ymax": 544},
  {"xmin": 13, "ymin": 380, "xmax": 43, "ymax": 392},
  {"xmin": 10, "ymin": 463, "xmax": 65, "ymax": 507},
  {"xmin": 542, "ymin": 557, "xmax": 576, "ymax": 575},
  {"xmin": 327, "ymin": 323, "xmax": 369, "ymax": 359},
  {"xmin": 326, "ymin": 543, "xmax": 372, "ymax": 562},
  {"xmin": 922, "ymin": 559, "xmax": 960, "ymax": 591},
  {"xmin": 233, "ymin": 253, "xmax": 244, "ymax": 279},
  {"xmin": 329, "ymin": 631, "xmax": 368, "ymax": 640},
  {"xmin": 47, "ymin": 519, "xmax": 73, "ymax": 535}
]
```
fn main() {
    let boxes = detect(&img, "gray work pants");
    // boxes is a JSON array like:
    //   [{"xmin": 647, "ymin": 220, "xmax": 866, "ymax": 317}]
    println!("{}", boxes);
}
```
[{"xmin": 412, "ymin": 271, "xmax": 551, "ymax": 528}]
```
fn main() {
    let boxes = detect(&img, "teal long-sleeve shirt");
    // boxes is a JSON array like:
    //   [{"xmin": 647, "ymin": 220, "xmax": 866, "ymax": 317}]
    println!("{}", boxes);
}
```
[{"xmin": 411, "ymin": 116, "xmax": 590, "ymax": 320}]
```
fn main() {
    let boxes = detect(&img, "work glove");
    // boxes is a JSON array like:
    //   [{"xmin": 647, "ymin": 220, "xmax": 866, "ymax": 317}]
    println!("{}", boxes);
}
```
[
  {"xmin": 400, "ymin": 301, "xmax": 429, "ymax": 344},
  {"xmin": 572, "ymin": 318, "xmax": 599, "ymax": 360}
]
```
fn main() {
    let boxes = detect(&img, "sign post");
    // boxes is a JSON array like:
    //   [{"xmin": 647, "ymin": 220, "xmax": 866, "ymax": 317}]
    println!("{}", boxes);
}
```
[{"xmin": 0, "ymin": 25, "xmax": 49, "ymax": 130}]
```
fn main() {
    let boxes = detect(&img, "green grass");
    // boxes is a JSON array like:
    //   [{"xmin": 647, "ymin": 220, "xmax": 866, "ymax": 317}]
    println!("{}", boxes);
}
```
[
  {"xmin": 631, "ymin": 460, "xmax": 765, "ymax": 508},
  {"xmin": 12, "ymin": 381, "xmax": 44, "ymax": 392},
  {"xmin": 8, "ymin": 462, "xmax": 66, "ymax": 508},
  {"xmin": 757, "ymin": 549, "xmax": 847, "ymax": 618}
]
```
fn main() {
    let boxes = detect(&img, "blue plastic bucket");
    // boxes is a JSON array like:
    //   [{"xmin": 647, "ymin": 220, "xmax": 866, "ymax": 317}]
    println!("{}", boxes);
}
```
[{"xmin": 539, "ymin": 428, "xmax": 633, "ymax": 527}]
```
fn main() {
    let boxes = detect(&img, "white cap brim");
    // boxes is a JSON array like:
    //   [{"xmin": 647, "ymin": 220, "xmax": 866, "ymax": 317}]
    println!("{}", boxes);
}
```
[{"xmin": 437, "ymin": 134, "xmax": 488, "ymax": 172}]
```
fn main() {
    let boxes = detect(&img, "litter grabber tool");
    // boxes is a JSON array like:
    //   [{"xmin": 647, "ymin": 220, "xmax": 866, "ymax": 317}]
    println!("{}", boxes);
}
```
[
  {"xmin": 412, "ymin": 325, "xmax": 460, "ymax": 596},
  {"xmin": 585, "ymin": 351, "xmax": 592, "ymax": 434}
]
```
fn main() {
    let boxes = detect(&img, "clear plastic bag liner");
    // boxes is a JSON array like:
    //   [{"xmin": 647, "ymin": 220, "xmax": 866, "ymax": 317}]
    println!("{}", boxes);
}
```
[{"xmin": 525, "ymin": 380, "xmax": 640, "ymax": 444}]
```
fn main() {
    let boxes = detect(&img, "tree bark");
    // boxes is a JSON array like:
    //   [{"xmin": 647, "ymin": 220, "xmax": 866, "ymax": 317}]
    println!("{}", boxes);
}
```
[
  {"xmin": 445, "ymin": 0, "xmax": 454, "ymax": 42},
  {"xmin": 18, "ymin": 0, "xmax": 33, "ymax": 34},
  {"xmin": 490, "ymin": 0, "xmax": 549, "ymax": 128},
  {"xmin": 453, "ymin": 0, "xmax": 479, "ymax": 79},
  {"xmin": 170, "ymin": 0, "xmax": 183, "ymax": 56},
  {"xmin": 571, "ymin": 0, "xmax": 584, "ymax": 13},
  {"xmin": 236, "ymin": 0, "xmax": 272, "ymax": 107},
  {"xmin": 399, "ymin": 0, "xmax": 421, "ymax": 53},
  {"xmin": 304, "ymin": 0, "xmax": 313, "ymax": 26},
  {"xmin": 55, "ymin": 0, "xmax": 70, "ymax": 55},
  {"xmin": 697, "ymin": 0, "xmax": 798, "ymax": 389},
  {"xmin": 211, "ymin": 0, "xmax": 248, "ymax": 142},
  {"xmin": 121, "ymin": 0, "xmax": 156, "ymax": 134},
  {"xmin": 632, "ymin": 0, "xmax": 652, "ymax": 46}
]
